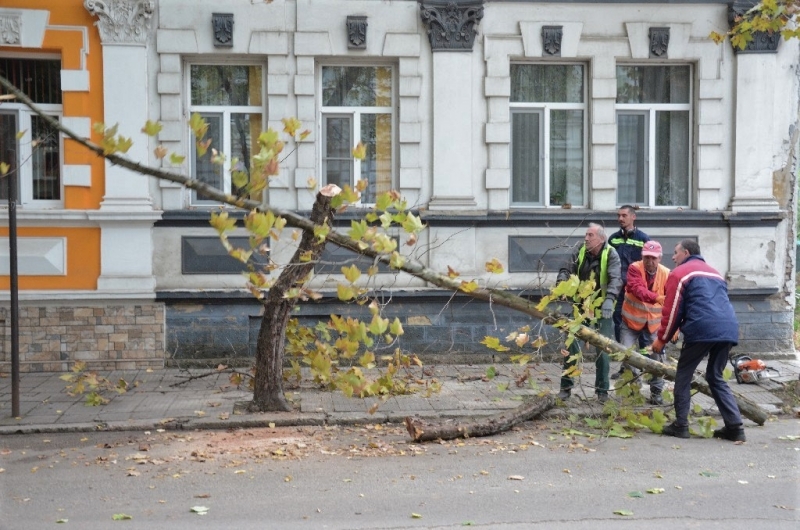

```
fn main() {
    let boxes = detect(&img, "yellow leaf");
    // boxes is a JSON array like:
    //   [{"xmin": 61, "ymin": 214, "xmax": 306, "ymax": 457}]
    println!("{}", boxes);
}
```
[
  {"xmin": 282, "ymin": 117, "xmax": 302, "ymax": 137},
  {"xmin": 480, "ymin": 336, "xmax": 510, "ymax": 352},
  {"xmin": 141, "ymin": 120, "xmax": 163, "ymax": 137},
  {"xmin": 306, "ymin": 177, "xmax": 317, "ymax": 190},
  {"xmin": 447, "ymin": 266, "xmax": 460, "ymax": 278},
  {"xmin": 169, "ymin": 152, "xmax": 186, "ymax": 165},
  {"xmin": 337, "ymin": 284, "xmax": 356, "ymax": 301},
  {"xmin": 411, "ymin": 513, "xmax": 422, "ymax": 519},
  {"xmin": 459, "ymin": 280, "xmax": 479, "ymax": 293},
  {"xmin": 485, "ymin": 258, "xmax": 504, "ymax": 274},
  {"xmin": 341, "ymin": 264, "xmax": 361, "ymax": 284},
  {"xmin": 352, "ymin": 142, "xmax": 367, "ymax": 160},
  {"xmin": 0, "ymin": 162, "xmax": 9, "ymax": 175}
]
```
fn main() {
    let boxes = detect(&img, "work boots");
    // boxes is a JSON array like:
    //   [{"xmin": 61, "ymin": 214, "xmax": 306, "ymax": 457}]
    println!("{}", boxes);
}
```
[{"xmin": 712, "ymin": 425, "xmax": 746, "ymax": 442}]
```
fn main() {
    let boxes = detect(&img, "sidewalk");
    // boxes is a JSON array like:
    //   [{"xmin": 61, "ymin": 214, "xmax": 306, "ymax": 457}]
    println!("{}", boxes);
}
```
[{"xmin": 1, "ymin": 358, "xmax": 799, "ymax": 435}]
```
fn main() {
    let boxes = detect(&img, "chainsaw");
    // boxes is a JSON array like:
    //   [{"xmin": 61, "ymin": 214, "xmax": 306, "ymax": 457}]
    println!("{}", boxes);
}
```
[{"xmin": 730, "ymin": 354, "xmax": 780, "ymax": 384}]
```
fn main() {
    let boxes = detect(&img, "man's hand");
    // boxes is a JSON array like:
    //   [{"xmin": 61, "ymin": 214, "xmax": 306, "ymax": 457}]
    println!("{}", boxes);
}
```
[
  {"xmin": 601, "ymin": 299, "xmax": 614, "ymax": 319},
  {"xmin": 651, "ymin": 338, "xmax": 666, "ymax": 353},
  {"xmin": 656, "ymin": 295, "xmax": 665, "ymax": 304}
]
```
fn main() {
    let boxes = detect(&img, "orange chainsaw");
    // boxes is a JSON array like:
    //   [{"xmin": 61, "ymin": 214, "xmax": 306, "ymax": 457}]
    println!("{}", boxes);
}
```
[{"xmin": 730, "ymin": 354, "xmax": 779, "ymax": 384}]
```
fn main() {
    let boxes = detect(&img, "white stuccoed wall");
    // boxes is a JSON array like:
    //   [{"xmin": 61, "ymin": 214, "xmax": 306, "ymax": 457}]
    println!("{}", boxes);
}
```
[{"xmin": 148, "ymin": 1, "xmax": 799, "ymax": 333}]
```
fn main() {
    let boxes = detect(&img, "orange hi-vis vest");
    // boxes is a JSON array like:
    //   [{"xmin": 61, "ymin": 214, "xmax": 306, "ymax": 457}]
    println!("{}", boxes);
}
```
[{"xmin": 621, "ymin": 262, "xmax": 670, "ymax": 333}]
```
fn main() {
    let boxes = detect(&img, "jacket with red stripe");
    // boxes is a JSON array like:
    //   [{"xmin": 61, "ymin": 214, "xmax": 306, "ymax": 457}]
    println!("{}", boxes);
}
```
[{"xmin": 657, "ymin": 255, "xmax": 739, "ymax": 345}]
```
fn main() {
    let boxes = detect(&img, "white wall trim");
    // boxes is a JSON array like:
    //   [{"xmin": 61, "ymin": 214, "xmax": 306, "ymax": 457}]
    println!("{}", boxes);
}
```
[
  {"xmin": 63, "ymin": 164, "xmax": 92, "ymax": 187},
  {"xmin": 0, "ymin": 237, "xmax": 66, "ymax": 275}
]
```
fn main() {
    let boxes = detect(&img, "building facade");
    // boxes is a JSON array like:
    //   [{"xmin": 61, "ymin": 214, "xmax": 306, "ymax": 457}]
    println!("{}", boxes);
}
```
[{"xmin": 1, "ymin": 0, "xmax": 798, "ymax": 371}]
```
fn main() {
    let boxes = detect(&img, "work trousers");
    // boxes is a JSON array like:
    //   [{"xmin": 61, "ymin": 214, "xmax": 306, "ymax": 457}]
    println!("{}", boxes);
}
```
[
  {"xmin": 560, "ymin": 317, "xmax": 612, "ymax": 396},
  {"xmin": 672, "ymin": 341, "xmax": 742, "ymax": 428},
  {"xmin": 618, "ymin": 320, "xmax": 664, "ymax": 395}
]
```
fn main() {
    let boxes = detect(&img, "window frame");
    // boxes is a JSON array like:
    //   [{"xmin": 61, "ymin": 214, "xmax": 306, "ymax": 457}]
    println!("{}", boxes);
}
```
[
  {"xmin": 509, "ymin": 62, "xmax": 588, "ymax": 208},
  {"xmin": 615, "ymin": 63, "xmax": 693, "ymax": 208},
  {"xmin": 185, "ymin": 61, "xmax": 267, "ymax": 206},
  {"xmin": 318, "ymin": 63, "xmax": 396, "ymax": 205},
  {"xmin": 0, "ymin": 54, "xmax": 64, "ymax": 209}
]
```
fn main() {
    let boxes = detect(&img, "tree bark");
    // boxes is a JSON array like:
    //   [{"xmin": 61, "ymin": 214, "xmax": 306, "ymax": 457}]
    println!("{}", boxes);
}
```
[
  {"xmin": 1, "ymin": 76, "xmax": 768, "ymax": 426},
  {"xmin": 404, "ymin": 395, "xmax": 555, "ymax": 442},
  {"xmin": 248, "ymin": 192, "xmax": 334, "ymax": 412}
]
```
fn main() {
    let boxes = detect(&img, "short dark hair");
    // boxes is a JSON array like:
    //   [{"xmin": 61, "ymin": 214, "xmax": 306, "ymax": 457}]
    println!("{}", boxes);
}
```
[
  {"xmin": 679, "ymin": 239, "xmax": 700, "ymax": 256},
  {"xmin": 618, "ymin": 205, "xmax": 636, "ymax": 215}
]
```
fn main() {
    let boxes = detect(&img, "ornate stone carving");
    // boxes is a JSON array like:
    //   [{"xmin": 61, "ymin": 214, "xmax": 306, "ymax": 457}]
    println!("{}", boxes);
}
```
[
  {"xmin": 212, "ymin": 13, "xmax": 233, "ymax": 47},
  {"xmin": 728, "ymin": 0, "xmax": 780, "ymax": 53},
  {"xmin": 542, "ymin": 25, "xmax": 563, "ymax": 56},
  {"xmin": 346, "ymin": 16, "xmax": 368, "ymax": 49},
  {"xmin": 649, "ymin": 27, "xmax": 670, "ymax": 58},
  {"xmin": 0, "ymin": 14, "xmax": 21, "ymax": 45},
  {"xmin": 84, "ymin": 0, "xmax": 154, "ymax": 44},
  {"xmin": 419, "ymin": 0, "xmax": 484, "ymax": 52}
]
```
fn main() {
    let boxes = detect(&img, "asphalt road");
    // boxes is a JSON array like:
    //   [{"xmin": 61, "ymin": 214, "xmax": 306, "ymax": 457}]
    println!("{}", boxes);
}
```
[{"xmin": 1, "ymin": 418, "xmax": 798, "ymax": 529}]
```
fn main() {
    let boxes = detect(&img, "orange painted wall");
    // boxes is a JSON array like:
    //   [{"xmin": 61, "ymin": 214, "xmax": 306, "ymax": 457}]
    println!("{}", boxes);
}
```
[
  {"xmin": 1, "ymin": 1, "xmax": 105, "ymax": 290},
  {"xmin": 0, "ymin": 227, "xmax": 100, "ymax": 290}
]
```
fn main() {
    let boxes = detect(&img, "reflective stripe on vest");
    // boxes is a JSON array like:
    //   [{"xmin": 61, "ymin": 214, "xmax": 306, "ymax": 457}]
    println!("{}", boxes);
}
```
[
  {"xmin": 621, "ymin": 262, "xmax": 669, "ymax": 333},
  {"xmin": 577, "ymin": 244, "xmax": 610, "ymax": 298},
  {"xmin": 609, "ymin": 237, "xmax": 645, "ymax": 248}
]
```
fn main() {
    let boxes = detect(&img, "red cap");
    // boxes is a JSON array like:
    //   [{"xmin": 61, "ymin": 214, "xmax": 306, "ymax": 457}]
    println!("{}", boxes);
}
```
[{"xmin": 642, "ymin": 241, "xmax": 662, "ymax": 257}]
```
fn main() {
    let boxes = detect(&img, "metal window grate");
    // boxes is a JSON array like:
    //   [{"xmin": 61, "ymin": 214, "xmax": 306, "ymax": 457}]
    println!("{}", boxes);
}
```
[{"xmin": 0, "ymin": 58, "xmax": 62, "ymax": 104}]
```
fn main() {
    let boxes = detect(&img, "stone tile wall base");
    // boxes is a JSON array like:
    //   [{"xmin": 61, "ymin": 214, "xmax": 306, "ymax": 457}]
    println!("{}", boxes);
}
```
[{"xmin": 0, "ymin": 304, "xmax": 165, "ymax": 372}]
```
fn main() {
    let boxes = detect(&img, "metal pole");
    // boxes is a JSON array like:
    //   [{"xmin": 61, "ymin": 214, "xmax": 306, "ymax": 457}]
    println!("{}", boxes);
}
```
[{"xmin": 8, "ymin": 162, "xmax": 19, "ymax": 418}]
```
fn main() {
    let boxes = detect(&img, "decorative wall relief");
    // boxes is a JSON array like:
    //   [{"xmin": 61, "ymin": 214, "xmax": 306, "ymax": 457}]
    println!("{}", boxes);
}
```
[
  {"xmin": 212, "ymin": 13, "xmax": 233, "ymax": 47},
  {"xmin": 649, "ymin": 27, "xmax": 670, "ymax": 58},
  {"xmin": 0, "ymin": 14, "xmax": 21, "ymax": 45},
  {"xmin": 347, "ymin": 15, "xmax": 367, "ymax": 49},
  {"xmin": 84, "ymin": 0, "xmax": 155, "ymax": 44},
  {"xmin": 542, "ymin": 25, "xmax": 563, "ymax": 56},
  {"xmin": 419, "ymin": 0, "xmax": 484, "ymax": 51}
]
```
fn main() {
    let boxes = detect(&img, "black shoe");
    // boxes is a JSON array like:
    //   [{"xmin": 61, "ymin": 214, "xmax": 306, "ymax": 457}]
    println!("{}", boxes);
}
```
[
  {"xmin": 597, "ymin": 393, "xmax": 609, "ymax": 404},
  {"xmin": 557, "ymin": 389, "xmax": 571, "ymax": 400},
  {"xmin": 713, "ymin": 426, "xmax": 746, "ymax": 442},
  {"xmin": 661, "ymin": 422, "xmax": 689, "ymax": 439},
  {"xmin": 648, "ymin": 393, "xmax": 664, "ymax": 405},
  {"xmin": 610, "ymin": 371, "xmax": 623, "ymax": 380}
]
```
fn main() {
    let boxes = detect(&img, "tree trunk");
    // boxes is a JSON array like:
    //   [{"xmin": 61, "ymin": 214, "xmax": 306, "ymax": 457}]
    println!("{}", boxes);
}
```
[
  {"xmin": 248, "ymin": 192, "xmax": 334, "ymax": 412},
  {"xmin": 404, "ymin": 394, "xmax": 555, "ymax": 442}
]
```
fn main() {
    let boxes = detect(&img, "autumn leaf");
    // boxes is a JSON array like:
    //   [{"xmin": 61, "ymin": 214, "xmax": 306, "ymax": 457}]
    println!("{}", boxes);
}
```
[
  {"xmin": 447, "ymin": 266, "xmax": 461, "ymax": 278},
  {"xmin": 141, "ymin": 120, "xmax": 163, "ymax": 136},
  {"xmin": 485, "ymin": 258, "xmax": 504, "ymax": 274},
  {"xmin": 112, "ymin": 513, "xmax": 133, "ymax": 520},
  {"xmin": 153, "ymin": 145, "xmax": 168, "ymax": 159},
  {"xmin": 481, "ymin": 336, "xmax": 509, "ymax": 352},
  {"xmin": 352, "ymin": 142, "xmax": 367, "ymax": 160},
  {"xmin": 282, "ymin": 117, "xmax": 302, "ymax": 137},
  {"xmin": 613, "ymin": 510, "xmax": 634, "ymax": 516},
  {"xmin": 169, "ymin": 152, "xmax": 185, "ymax": 165},
  {"xmin": 459, "ymin": 280, "xmax": 479, "ymax": 293},
  {"xmin": 0, "ymin": 162, "xmax": 9, "ymax": 175}
]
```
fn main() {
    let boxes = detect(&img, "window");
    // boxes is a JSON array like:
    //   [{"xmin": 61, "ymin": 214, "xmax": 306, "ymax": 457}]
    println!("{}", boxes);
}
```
[
  {"xmin": 321, "ymin": 65, "xmax": 394, "ymax": 204},
  {"xmin": 0, "ymin": 57, "xmax": 62, "ymax": 206},
  {"xmin": 510, "ymin": 64, "xmax": 586, "ymax": 207},
  {"xmin": 188, "ymin": 64, "xmax": 265, "ymax": 204},
  {"xmin": 616, "ymin": 65, "xmax": 691, "ymax": 207}
]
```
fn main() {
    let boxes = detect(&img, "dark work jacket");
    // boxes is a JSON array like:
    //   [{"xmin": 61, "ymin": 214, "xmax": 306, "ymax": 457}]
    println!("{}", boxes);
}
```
[
  {"xmin": 557, "ymin": 243, "xmax": 622, "ymax": 302},
  {"xmin": 608, "ymin": 227, "xmax": 649, "ymax": 284}
]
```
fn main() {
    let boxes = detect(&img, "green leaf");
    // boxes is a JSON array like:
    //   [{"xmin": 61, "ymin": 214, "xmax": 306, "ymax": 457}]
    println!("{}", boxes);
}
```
[
  {"xmin": 190, "ymin": 506, "xmax": 209, "ymax": 515},
  {"xmin": 112, "ymin": 514, "xmax": 133, "ymax": 520},
  {"xmin": 337, "ymin": 284, "xmax": 356, "ymax": 301},
  {"xmin": 401, "ymin": 212, "xmax": 424, "ymax": 234},
  {"xmin": 369, "ymin": 314, "xmax": 389, "ymax": 335},
  {"xmin": 389, "ymin": 318, "xmax": 404, "ymax": 336},
  {"xmin": 628, "ymin": 491, "xmax": 644, "ymax": 498},
  {"xmin": 169, "ymin": 152, "xmax": 186, "ymax": 165},
  {"xmin": 613, "ymin": 509, "xmax": 634, "ymax": 516},
  {"xmin": 646, "ymin": 488, "xmax": 665, "ymax": 494},
  {"xmin": 341, "ymin": 264, "xmax": 361, "ymax": 284},
  {"xmin": 699, "ymin": 470, "xmax": 719, "ymax": 478},
  {"xmin": 485, "ymin": 365, "xmax": 497, "ymax": 379}
]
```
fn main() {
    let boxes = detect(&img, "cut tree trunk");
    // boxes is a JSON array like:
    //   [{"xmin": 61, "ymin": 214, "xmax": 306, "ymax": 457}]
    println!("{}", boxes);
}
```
[
  {"xmin": 405, "ymin": 394, "xmax": 555, "ymax": 442},
  {"xmin": 248, "ymin": 191, "xmax": 334, "ymax": 412}
]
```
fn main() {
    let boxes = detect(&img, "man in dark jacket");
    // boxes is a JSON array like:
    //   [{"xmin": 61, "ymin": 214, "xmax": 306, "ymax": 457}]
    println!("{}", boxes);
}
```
[
  {"xmin": 556, "ymin": 223, "xmax": 622, "ymax": 403},
  {"xmin": 609, "ymin": 205, "xmax": 649, "ymax": 379},
  {"xmin": 652, "ymin": 239, "xmax": 744, "ymax": 442}
]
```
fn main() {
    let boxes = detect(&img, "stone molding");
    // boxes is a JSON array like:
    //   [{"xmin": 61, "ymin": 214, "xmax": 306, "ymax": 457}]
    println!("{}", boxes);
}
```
[
  {"xmin": 346, "ymin": 15, "xmax": 367, "ymax": 49},
  {"xmin": 84, "ymin": 0, "xmax": 155, "ymax": 45},
  {"xmin": 0, "ymin": 13, "xmax": 20, "ymax": 44},
  {"xmin": 649, "ymin": 26, "xmax": 669, "ymax": 57},
  {"xmin": 541, "ymin": 25, "xmax": 562, "ymax": 56},
  {"xmin": 212, "ymin": 13, "xmax": 233, "ymax": 47},
  {"xmin": 419, "ymin": 0, "xmax": 484, "ymax": 52},
  {"xmin": 728, "ymin": 0, "xmax": 780, "ymax": 53}
]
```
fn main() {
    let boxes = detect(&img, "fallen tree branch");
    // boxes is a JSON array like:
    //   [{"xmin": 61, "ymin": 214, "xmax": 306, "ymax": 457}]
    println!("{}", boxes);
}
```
[{"xmin": 404, "ymin": 394, "xmax": 556, "ymax": 442}]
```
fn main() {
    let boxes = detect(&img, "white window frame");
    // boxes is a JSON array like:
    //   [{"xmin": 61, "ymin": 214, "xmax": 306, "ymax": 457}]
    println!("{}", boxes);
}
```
[
  {"xmin": 509, "ymin": 63, "xmax": 588, "ymax": 208},
  {"xmin": 615, "ymin": 64, "xmax": 693, "ymax": 208},
  {"xmin": 318, "ymin": 63, "xmax": 396, "ymax": 205},
  {"xmin": 186, "ymin": 61, "xmax": 267, "ymax": 206},
  {"xmin": 0, "ymin": 54, "xmax": 64, "ymax": 209}
]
